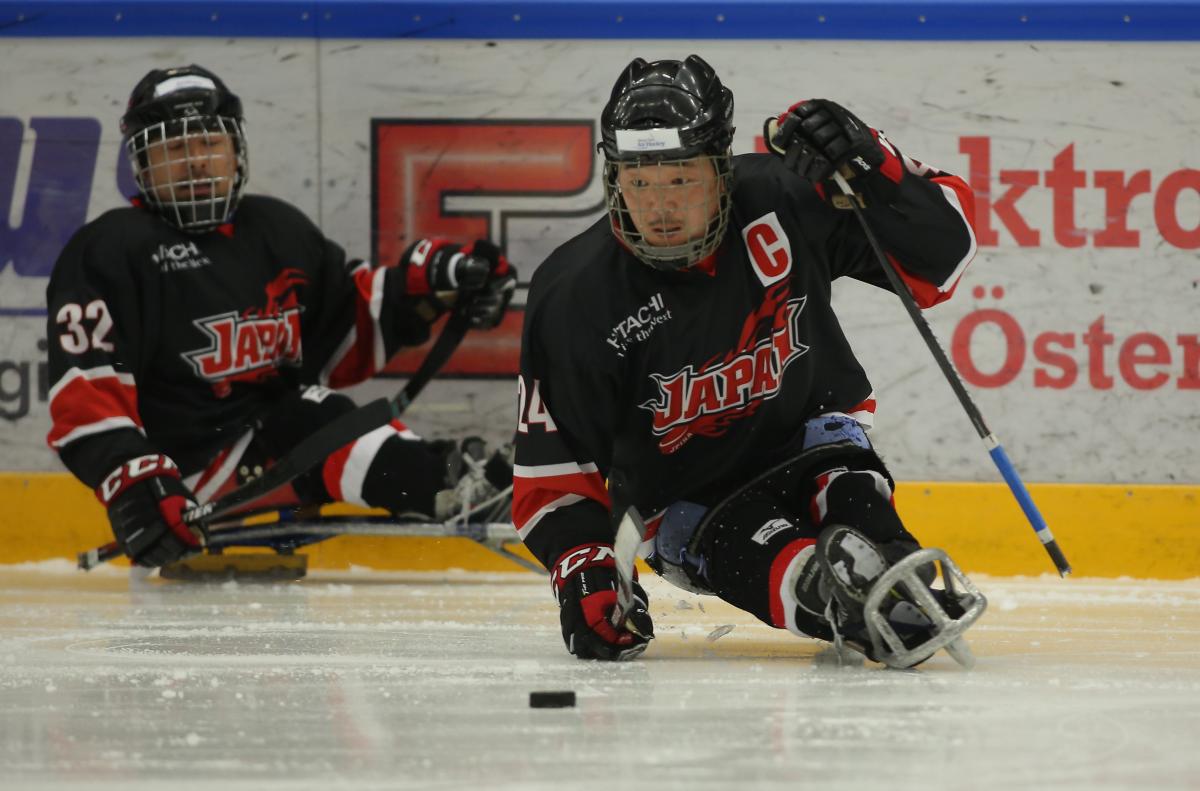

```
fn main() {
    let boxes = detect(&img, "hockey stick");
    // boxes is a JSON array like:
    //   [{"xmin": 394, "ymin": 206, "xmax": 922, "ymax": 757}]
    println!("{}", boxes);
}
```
[
  {"xmin": 80, "ymin": 480, "xmax": 516, "ymax": 572},
  {"xmin": 81, "ymin": 515, "xmax": 538, "ymax": 574},
  {"xmin": 78, "ymin": 307, "xmax": 473, "ymax": 569},
  {"xmin": 203, "ymin": 517, "xmax": 538, "ymax": 574},
  {"xmin": 610, "ymin": 506, "xmax": 647, "ymax": 628},
  {"xmin": 831, "ymin": 171, "xmax": 1071, "ymax": 576}
]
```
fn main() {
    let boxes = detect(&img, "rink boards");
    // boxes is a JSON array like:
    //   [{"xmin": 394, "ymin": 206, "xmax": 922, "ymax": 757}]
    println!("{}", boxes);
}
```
[
  {"xmin": 4, "ymin": 472, "xmax": 1197, "ymax": 579},
  {"xmin": 3, "ymin": 35, "xmax": 1199, "ymax": 488},
  {"xmin": 1, "ymin": 5, "xmax": 1197, "ymax": 582}
]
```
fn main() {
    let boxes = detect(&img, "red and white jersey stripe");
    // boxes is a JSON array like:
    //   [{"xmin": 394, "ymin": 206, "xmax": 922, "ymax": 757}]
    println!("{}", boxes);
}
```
[
  {"xmin": 47, "ymin": 366, "xmax": 143, "ymax": 449},
  {"xmin": 182, "ymin": 430, "xmax": 254, "ymax": 505},
  {"xmin": 512, "ymin": 460, "xmax": 609, "ymax": 540},
  {"xmin": 844, "ymin": 395, "xmax": 877, "ymax": 429},
  {"xmin": 320, "ymin": 261, "xmax": 388, "ymax": 388},
  {"xmin": 322, "ymin": 419, "xmax": 419, "ymax": 506}
]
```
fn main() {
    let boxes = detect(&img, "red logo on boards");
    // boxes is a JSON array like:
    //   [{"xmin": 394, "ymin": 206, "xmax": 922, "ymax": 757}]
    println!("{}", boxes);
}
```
[{"xmin": 372, "ymin": 119, "xmax": 595, "ymax": 376}]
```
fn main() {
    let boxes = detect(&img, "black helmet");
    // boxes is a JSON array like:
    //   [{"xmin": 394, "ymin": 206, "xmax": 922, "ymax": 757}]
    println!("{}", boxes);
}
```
[
  {"xmin": 600, "ymin": 55, "xmax": 735, "ymax": 271},
  {"xmin": 121, "ymin": 65, "xmax": 248, "ymax": 232},
  {"xmin": 600, "ymin": 55, "xmax": 734, "ymax": 161}
]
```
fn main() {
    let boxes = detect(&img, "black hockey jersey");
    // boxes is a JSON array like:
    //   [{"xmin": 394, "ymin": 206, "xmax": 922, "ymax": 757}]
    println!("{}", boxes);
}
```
[
  {"xmin": 513, "ymin": 150, "xmax": 978, "ymax": 570},
  {"xmin": 46, "ymin": 195, "xmax": 438, "ymax": 488}
]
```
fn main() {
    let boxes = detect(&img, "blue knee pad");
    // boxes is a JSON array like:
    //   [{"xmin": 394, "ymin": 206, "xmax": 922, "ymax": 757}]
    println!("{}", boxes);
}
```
[
  {"xmin": 649, "ymin": 500, "xmax": 713, "ymax": 594},
  {"xmin": 801, "ymin": 412, "xmax": 872, "ymax": 454}
]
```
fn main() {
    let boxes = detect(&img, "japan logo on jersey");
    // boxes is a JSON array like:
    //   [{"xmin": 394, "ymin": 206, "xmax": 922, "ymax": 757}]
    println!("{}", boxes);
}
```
[
  {"xmin": 183, "ymin": 269, "xmax": 306, "ymax": 394},
  {"xmin": 639, "ymin": 283, "xmax": 809, "ymax": 454}
]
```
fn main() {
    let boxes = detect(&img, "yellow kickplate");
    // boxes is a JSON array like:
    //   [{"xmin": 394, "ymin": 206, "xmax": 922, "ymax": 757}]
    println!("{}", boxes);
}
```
[
  {"xmin": 895, "ymin": 482, "xmax": 1200, "ymax": 579},
  {"xmin": 159, "ymin": 552, "xmax": 308, "ymax": 582},
  {"xmin": 2, "ymin": 473, "xmax": 1198, "ymax": 578}
]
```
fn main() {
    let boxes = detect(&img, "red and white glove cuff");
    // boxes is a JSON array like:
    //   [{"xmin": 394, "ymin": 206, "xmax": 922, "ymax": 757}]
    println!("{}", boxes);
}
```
[
  {"xmin": 95, "ymin": 453, "xmax": 182, "ymax": 506},
  {"xmin": 550, "ymin": 542, "xmax": 640, "ymax": 594},
  {"xmin": 550, "ymin": 543, "xmax": 618, "ymax": 592},
  {"xmin": 400, "ymin": 238, "xmax": 457, "ymax": 296}
]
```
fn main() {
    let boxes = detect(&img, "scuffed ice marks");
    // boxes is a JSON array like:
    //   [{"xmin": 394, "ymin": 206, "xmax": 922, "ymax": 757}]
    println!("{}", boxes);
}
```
[{"xmin": 1, "ymin": 568, "xmax": 1200, "ymax": 789}]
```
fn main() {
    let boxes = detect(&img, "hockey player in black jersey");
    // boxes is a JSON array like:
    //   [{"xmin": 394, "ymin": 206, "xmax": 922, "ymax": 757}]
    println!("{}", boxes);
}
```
[
  {"xmin": 46, "ymin": 65, "xmax": 516, "ymax": 568},
  {"xmin": 514, "ymin": 55, "xmax": 986, "ymax": 668}
]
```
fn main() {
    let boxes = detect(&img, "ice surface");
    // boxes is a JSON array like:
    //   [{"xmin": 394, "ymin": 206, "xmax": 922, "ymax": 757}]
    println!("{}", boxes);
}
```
[{"xmin": 2, "ymin": 564, "xmax": 1199, "ymax": 790}]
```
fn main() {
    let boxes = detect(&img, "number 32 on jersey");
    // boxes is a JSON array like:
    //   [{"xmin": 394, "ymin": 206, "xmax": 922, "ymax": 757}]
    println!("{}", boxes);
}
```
[{"xmin": 56, "ymin": 300, "xmax": 115, "ymax": 354}]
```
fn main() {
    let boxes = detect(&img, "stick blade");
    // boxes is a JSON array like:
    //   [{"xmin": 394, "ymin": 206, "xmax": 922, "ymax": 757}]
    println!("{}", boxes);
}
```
[{"xmin": 611, "ymin": 507, "xmax": 646, "ymax": 626}]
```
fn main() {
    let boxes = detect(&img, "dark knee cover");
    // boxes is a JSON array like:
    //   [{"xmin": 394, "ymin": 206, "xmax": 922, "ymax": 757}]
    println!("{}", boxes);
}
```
[
  {"xmin": 362, "ymin": 436, "xmax": 452, "ymax": 515},
  {"xmin": 703, "ymin": 492, "xmax": 829, "ymax": 639},
  {"xmin": 316, "ymin": 435, "xmax": 451, "ymax": 516},
  {"xmin": 245, "ymin": 385, "xmax": 361, "ymax": 504},
  {"xmin": 255, "ymin": 386, "xmax": 359, "ymax": 454},
  {"xmin": 809, "ymin": 457, "xmax": 919, "ymax": 556}
]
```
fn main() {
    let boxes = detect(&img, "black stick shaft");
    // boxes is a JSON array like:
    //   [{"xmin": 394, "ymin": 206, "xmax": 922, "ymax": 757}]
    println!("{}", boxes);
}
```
[{"xmin": 831, "ymin": 172, "xmax": 1070, "ymax": 577}]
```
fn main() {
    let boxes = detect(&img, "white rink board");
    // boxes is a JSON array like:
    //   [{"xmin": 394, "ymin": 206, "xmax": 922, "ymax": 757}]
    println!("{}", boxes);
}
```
[{"xmin": 1, "ymin": 38, "xmax": 1197, "ymax": 483}]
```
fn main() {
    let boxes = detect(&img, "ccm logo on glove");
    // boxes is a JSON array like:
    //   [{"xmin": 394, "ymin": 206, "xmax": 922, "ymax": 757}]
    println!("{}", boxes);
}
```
[
  {"xmin": 550, "ymin": 543, "xmax": 616, "ymax": 588},
  {"xmin": 96, "ymin": 453, "xmax": 181, "ymax": 505}
]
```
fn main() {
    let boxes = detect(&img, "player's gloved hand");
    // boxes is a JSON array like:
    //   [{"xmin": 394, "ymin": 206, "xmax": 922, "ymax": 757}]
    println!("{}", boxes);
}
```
[
  {"xmin": 96, "ymin": 454, "xmax": 203, "ymax": 567},
  {"xmin": 455, "ymin": 239, "xmax": 516, "ymax": 330},
  {"xmin": 764, "ymin": 99, "xmax": 886, "ymax": 186},
  {"xmin": 551, "ymin": 543, "xmax": 654, "ymax": 661},
  {"xmin": 401, "ymin": 238, "xmax": 516, "ymax": 329}
]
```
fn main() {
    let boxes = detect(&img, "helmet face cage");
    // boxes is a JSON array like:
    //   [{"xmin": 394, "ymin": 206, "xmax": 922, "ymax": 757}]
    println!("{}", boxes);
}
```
[
  {"xmin": 599, "ymin": 55, "xmax": 736, "ymax": 271},
  {"xmin": 604, "ymin": 151, "xmax": 733, "ymax": 271},
  {"xmin": 125, "ymin": 115, "xmax": 248, "ymax": 233}
]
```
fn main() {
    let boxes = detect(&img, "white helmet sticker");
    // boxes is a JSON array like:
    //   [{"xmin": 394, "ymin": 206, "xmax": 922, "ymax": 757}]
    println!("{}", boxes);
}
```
[
  {"xmin": 153, "ymin": 74, "xmax": 218, "ymax": 98},
  {"xmin": 615, "ymin": 128, "xmax": 683, "ymax": 153}
]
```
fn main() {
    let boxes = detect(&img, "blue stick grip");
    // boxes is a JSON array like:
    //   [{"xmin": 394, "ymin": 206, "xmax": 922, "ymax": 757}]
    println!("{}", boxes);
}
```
[{"xmin": 987, "ymin": 441, "xmax": 1072, "ymax": 575}]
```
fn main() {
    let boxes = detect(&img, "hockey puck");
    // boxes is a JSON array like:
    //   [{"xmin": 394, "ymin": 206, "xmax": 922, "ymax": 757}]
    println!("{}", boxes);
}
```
[{"xmin": 529, "ymin": 690, "xmax": 575, "ymax": 708}]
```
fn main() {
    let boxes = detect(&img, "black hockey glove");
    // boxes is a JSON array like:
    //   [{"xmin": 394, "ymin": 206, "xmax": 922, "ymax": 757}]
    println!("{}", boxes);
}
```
[
  {"xmin": 96, "ymin": 454, "xmax": 203, "ymax": 567},
  {"xmin": 400, "ymin": 238, "xmax": 516, "ymax": 329},
  {"xmin": 552, "ymin": 543, "xmax": 654, "ymax": 661},
  {"xmin": 454, "ymin": 239, "xmax": 516, "ymax": 330},
  {"xmin": 765, "ymin": 100, "xmax": 897, "ymax": 207}
]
